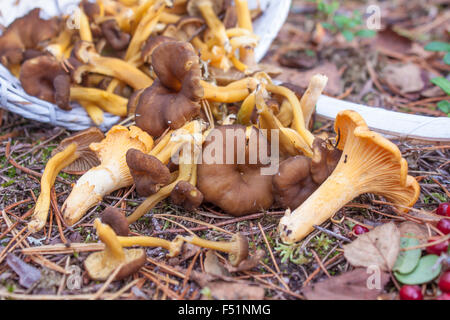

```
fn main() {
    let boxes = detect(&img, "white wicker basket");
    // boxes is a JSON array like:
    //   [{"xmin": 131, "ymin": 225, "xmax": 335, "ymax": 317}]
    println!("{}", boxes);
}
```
[{"xmin": 0, "ymin": 0, "xmax": 292, "ymax": 131}]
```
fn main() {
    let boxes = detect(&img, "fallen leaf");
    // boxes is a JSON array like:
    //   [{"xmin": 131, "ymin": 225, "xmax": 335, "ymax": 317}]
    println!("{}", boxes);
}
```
[
  {"xmin": 202, "ymin": 282, "xmax": 265, "ymax": 300},
  {"xmin": 394, "ymin": 254, "xmax": 442, "ymax": 285},
  {"xmin": 278, "ymin": 49, "xmax": 319, "ymax": 69},
  {"xmin": 344, "ymin": 222, "xmax": 400, "ymax": 271},
  {"xmin": 6, "ymin": 253, "xmax": 41, "ymax": 289},
  {"xmin": 275, "ymin": 62, "xmax": 342, "ymax": 96},
  {"xmin": 382, "ymin": 63, "xmax": 426, "ymax": 93},
  {"xmin": 225, "ymin": 249, "xmax": 265, "ymax": 273},
  {"xmin": 204, "ymin": 250, "xmax": 230, "ymax": 277},
  {"xmin": 302, "ymin": 268, "xmax": 390, "ymax": 300},
  {"xmin": 375, "ymin": 28, "xmax": 412, "ymax": 55},
  {"xmin": 398, "ymin": 221, "xmax": 428, "ymax": 244},
  {"xmin": 168, "ymin": 243, "xmax": 200, "ymax": 266}
]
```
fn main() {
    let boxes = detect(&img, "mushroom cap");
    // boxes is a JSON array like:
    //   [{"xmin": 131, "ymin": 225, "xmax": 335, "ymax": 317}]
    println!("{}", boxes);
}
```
[
  {"xmin": 162, "ymin": 17, "xmax": 204, "ymax": 42},
  {"xmin": 229, "ymin": 233, "xmax": 249, "ymax": 267},
  {"xmin": 170, "ymin": 181, "xmax": 204, "ymax": 210},
  {"xmin": 126, "ymin": 148, "xmax": 172, "ymax": 197},
  {"xmin": 81, "ymin": 0, "xmax": 101, "ymax": 21},
  {"xmin": 141, "ymin": 35, "xmax": 176, "ymax": 64},
  {"xmin": 127, "ymin": 88, "xmax": 145, "ymax": 116},
  {"xmin": 52, "ymin": 127, "xmax": 105, "ymax": 175},
  {"xmin": 187, "ymin": 0, "xmax": 225, "ymax": 17},
  {"xmin": 272, "ymin": 156, "xmax": 317, "ymax": 210},
  {"xmin": 310, "ymin": 138, "xmax": 342, "ymax": 185},
  {"xmin": 101, "ymin": 207, "xmax": 129, "ymax": 236},
  {"xmin": 197, "ymin": 125, "xmax": 274, "ymax": 216},
  {"xmin": 84, "ymin": 248, "xmax": 146, "ymax": 281},
  {"xmin": 101, "ymin": 19, "xmax": 131, "ymax": 51},
  {"xmin": 19, "ymin": 55, "xmax": 70, "ymax": 108},
  {"xmin": 0, "ymin": 8, "xmax": 59, "ymax": 66}
]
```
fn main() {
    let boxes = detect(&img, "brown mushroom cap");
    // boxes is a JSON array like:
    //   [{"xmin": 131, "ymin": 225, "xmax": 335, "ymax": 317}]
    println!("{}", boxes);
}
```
[
  {"xmin": 162, "ymin": 17, "xmax": 204, "ymax": 43},
  {"xmin": 81, "ymin": 0, "xmax": 101, "ymax": 21},
  {"xmin": 19, "ymin": 55, "xmax": 71, "ymax": 109},
  {"xmin": 101, "ymin": 207, "xmax": 129, "ymax": 236},
  {"xmin": 135, "ymin": 41, "xmax": 204, "ymax": 137},
  {"xmin": 170, "ymin": 181, "xmax": 204, "ymax": 210},
  {"xmin": 0, "ymin": 8, "xmax": 59, "ymax": 67},
  {"xmin": 101, "ymin": 19, "xmax": 131, "ymax": 51},
  {"xmin": 197, "ymin": 125, "xmax": 274, "ymax": 216},
  {"xmin": 127, "ymin": 88, "xmax": 145, "ymax": 116},
  {"xmin": 51, "ymin": 127, "xmax": 105, "ymax": 175},
  {"xmin": 126, "ymin": 148, "xmax": 172, "ymax": 197},
  {"xmin": 272, "ymin": 138, "xmax": 342, "ymax": 209},
  {"xmin": 229, "ymin": 233, "xmax": 249, "ymax": 266},
  {"xmin": 141, "ymin": 35, "xmax": 176, "ymax": 64}
]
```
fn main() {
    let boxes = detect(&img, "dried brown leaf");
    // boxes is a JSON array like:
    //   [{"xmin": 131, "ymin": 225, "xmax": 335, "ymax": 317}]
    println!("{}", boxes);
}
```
[
  {"xmin": 6, "ymin": 254, "xmax": 41, "ymax": 289},
  {"xmin": 344, "ymin": 222, "xmax": 400, "ymax": 271},
  {"xmin": 204, "ymin": 250, "xmax": 230, "ymax": 277},
  {"xmin": 398, "ymin": 221, "xmax": 428, "ymax": 244},
  {"xmin": 202, "ymin": 282, "xmax": 265, "ymax": 300},
  {"xmin": 303, "ymin": 268, "xmax": 390, "ymax": 300}
]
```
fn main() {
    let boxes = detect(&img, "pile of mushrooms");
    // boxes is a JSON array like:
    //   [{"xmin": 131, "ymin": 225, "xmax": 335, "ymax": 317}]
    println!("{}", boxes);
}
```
[{"xmin": 3, "ymin": 1, "xmax": 421, "ymax": 281}]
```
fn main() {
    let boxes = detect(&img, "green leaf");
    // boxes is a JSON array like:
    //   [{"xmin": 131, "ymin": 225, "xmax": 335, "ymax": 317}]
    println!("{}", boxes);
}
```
[
  {"xmin": 334, "ymin": 15, "xmax": 352, "ymax": 28},
  {"xmin": 431, "ymin": 77, "xmax": 450, "ymax": 95},
  {"xmin": 424, "ymin": 41, "xmax": 450, "ymax": 52},
  {"xmin": 393, "ymin": 237, "xmax": 421, "ymax": 274},
  {"xmin": 342, "ymin": 30, "xmax": 354, "ymax": 42},
  {"xmin": 321, "ymin": 22, "xmax": 336, "ymax": 32},
  {"xmin": 444, "ymin": 52, "xmax": 450, "ymax": 65},
  {"xmin": 394, "ymin": 254, "xmax": 442, "ymax": 285},
  {"xmin": 437, "ymin": 100, "xmax": 450, "ymax": 115},
  {"xmin": 355, "ymin": 29, "xmax": 377, "ymax": 38}
]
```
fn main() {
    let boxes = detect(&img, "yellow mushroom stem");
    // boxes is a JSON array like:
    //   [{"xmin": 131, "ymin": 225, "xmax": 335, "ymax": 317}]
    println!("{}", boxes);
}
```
[
  {"xmin": 70, "ymin": 87, "xmax": 128, "ymax": 117},
  {"xmin": 236, "ymin": 91, "xmax": 255, "ymax": 125},
  {"xmin": 235, "ymin": 0, "xmax": 255, "ymax": 64},
  {"xmin": 130, "ymin": 0, "xmax": 157, "ymax": 34},
  {"xmin": 78, "ymin": 100, "xmax": 104, "ymax": 126},
  {"xmin": 182, "ymin": 235, "xmax": 234, "ymax": 254},
  {"xmin": 276, "ymin": 99, "xmax": 293, "ymax": 127},
  {"xmin": 28, "ymin": 143, "xmax": 79, "ymax": 232},
  {"xmin": 278, "ymin": 110, "xmax": 421, "ymax": 243},
  {"xmin": 79, "ymin": 8, "xmax": 93, "ymax": 42},
  {"xmin": 46, "ymin": 29, "xmax": 73, "ymax": 60},
  {"xmin": 95, "ymin": 218, "xmax": 125, "ymax": 261},
  {"xmin": 160, "ymin": 12, "xmax": 181, "ymax": 24},
  {"xmin": 300, "ymin": 74, "xmax": 328, "ymax": 127},
  {"xmin": 117, "ymin": 235, "xmax": 184, "ymax": 257},
  {"xmin": 201, "ymin": 78, "xmax": 257, "ymax": 103},
  {"xmin": 126, "ymin": 156, "xmax": 195, "ymax": 224},
  {"xmin": 266, "ymin": 83, "xmax": 315, "ymax": 148},
  {"xmin": 197, "ymin": 0, "xmax": 230, "ymax": 51}
]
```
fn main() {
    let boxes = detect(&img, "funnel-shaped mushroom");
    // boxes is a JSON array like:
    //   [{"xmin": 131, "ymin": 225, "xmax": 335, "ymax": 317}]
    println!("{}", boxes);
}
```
[
  {"xmin": 170, "ymin": 180, "xmax": 204, "ymax": 210},
  {"xmin": 279, "ymin": 110, "xmax": 421, "ymax": 243},
  {"xmin": 62, "ymin": 126, "xmax": 154, "ymax": 226},
  {"xmin": 182, "ymin": 233, "xmax": 249, "ymax": 267},
  {"xmin": 28, "ymin": 128, "xmax": 104, "ymax": 233},
  {"xmin": 84, "ymin": 219, "xmax": 146, "ymax": 281}
]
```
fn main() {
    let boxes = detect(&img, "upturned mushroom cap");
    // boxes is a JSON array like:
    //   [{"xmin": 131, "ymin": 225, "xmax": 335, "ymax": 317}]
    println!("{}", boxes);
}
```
[
  {"xmin": 126, "ymin": 148, "xmax": 171, "ymax": 197},
  {"xmin": 51, "ymin": 127, "xmax": 105, "ymax": 175},
  {"xmin": 170, "ymin": 181, "xmax": 204, "ymax": 210},
  {"xmin": 141, "ymin": 35, "xmax": 176, "ymax": 64},
  {"xmin": 135, "ymin": 41, "xmax": 204, "ymax": 137},
  {"xmin": 197, "ymin": 125, "xmax": 274, "ymax": 216},
  {"xmin": 228, "ymin": 233, "xmax": 249, "ymax": 267},
  {"xmin": 101, "ymin": 207, "xmax": 129, "ymax": 236},
  {"xmin": 19, "ymin": 55, "xmax": 71, "ymax": 109},
  {"xmin": 84, "ymin": 219, "xmax": 145, "ymax": 281},
  {"xmin": 0, "ymin": 8, "xmax": 59, "ymax": 66},
  {"xmin": 101, "ymin": 19, "xmax": 131, "ymax": 51}
]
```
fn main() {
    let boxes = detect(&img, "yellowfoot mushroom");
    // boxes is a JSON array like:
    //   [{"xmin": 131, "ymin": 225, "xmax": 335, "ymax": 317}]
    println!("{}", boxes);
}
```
[
  {"xmin": 62, "ymin": 126, "xmax": 154, "ymax": 226},
  {"xmin": 84, "ymin": 219, "xmax": 146, "ymax": 281},
  {"xmin": 28, "ymin": 128, "xmax": 104, "ymax": 233},
  {"xmin": 279, "ymin": 110, "xmax": 421, "ymax": 243}
]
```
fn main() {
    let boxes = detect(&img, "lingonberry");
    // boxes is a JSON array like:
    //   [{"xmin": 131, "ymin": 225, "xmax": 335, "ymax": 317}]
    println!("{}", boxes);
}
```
[
  {"xmin": 436, "ymin": 202, "xmax": 450, "ymax": 217},
  {"xmin": 436, "ymin": 293, "xmax": 450, "ymax": 300},
  {"xmin": 438, "ymin": 271, "xmax": 450, "ymax": 293},
  {"xmin": 437, "ymin": 218, "xmax": 450, "ymax": 235},
  {"xmin": 426, "ymin": 239, "xmax": 449, "ymax": 255},
  {"xmin": 352, "ymin": 224, "xmax": 369, "ymax": 235},
  {"xmin": 399, "ymin": 285, "xmax": 423, "ymax": 300}
]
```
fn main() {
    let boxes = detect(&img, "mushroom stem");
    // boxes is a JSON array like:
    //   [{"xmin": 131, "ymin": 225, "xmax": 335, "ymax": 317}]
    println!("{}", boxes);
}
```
[
  {"xmin": 117, "ymin": 235, "xmax": 184, "ymax": 257},
  {"xmin": 279, "ymin": 110, "xmax": 421, "ymax": 243},
  {"xmin": 183, "ymin": 236, "xmax": 235, "ymax": 253},
  {"xmin": 201, "ymin": 78, "xmax": 257, "ymax": 103},
  {"xmin": 197, "ymin": 0, "xmax": 230, "ymax": 51},
  {"xmin": 266, "ymin": 83, "xmax": 315, "ymax": 148},
  {"xmin": 79, "ymin": 8, "xmax": 93, "ymax": 42},
  {"xmin": 236, "ymin": 91, "xmax": 255, "ymax": 125},
  {"xmin": 300, "ymin": 74, "xmax": 328, "ymax": 127},
  {"xmin": 70, "ymin": 87, "xmax": 128, "ymax": 117},
  {"xmin": 95, "ymin": 219, "xmax": 125, "ymax": 261},
  {"xmin": 78, "ymin": 100, "xmax": 104, "ymax": 125},
  {"xmin": 28, "ymin": 143, "xmax": 79, "ymax": 232},
  {"xmin": 46, "ymin": 29, "xmax": 73, "ymax": 60}
]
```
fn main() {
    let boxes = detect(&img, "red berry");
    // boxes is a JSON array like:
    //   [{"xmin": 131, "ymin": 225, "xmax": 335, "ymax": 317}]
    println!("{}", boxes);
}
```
[
  {"xmin": 399, "ymin": 285, "xmax": 423, "ymax": 300},
  {"xmin": 439, "ymin": 271, "xmax": 450, "ymax": 293},
  {"xmin": 426, "ymin": 239, "xmax": 449, "ymax": 255},
  {"xmin": 437, "ymin": 219, "xmax": 450, "ymax": 235},
  {"xmin": 352, "ymin": 224, "xmax": 369, "ymax": 235},
  {"xmin": 436, "ymin": 202, "xmax": 450, "ymax": 217},
  {"xmin": 437, "ymin": 293, "xmax": 450, "ymax": 300}
]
